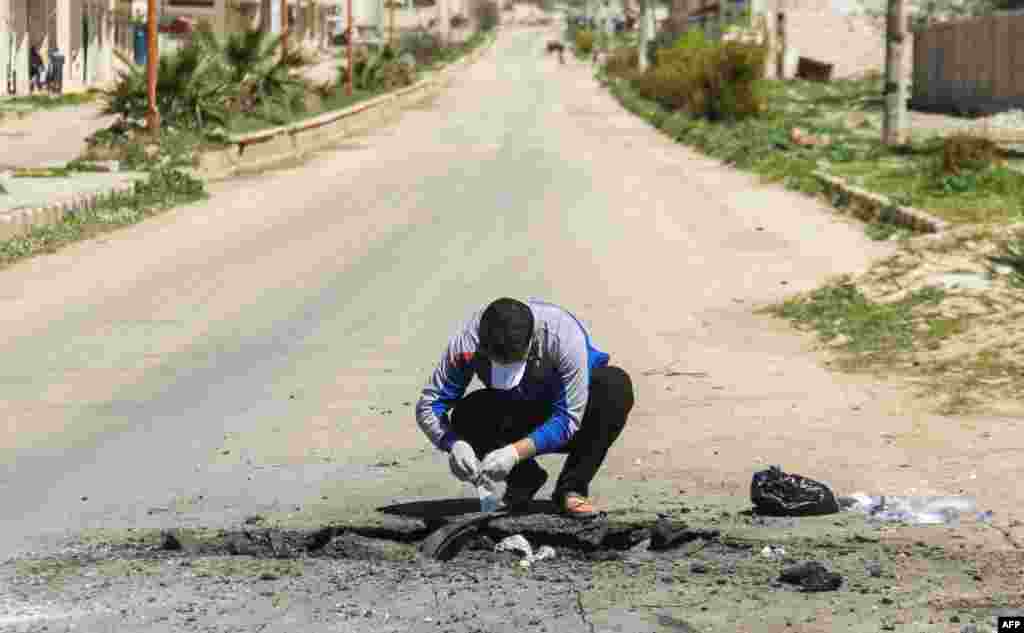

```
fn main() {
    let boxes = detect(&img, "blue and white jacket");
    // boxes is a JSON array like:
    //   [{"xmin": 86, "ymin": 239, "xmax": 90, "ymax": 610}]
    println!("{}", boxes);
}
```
[{"xmin": 416, "ymin": 299, "xmax": 611, "ymax": 455}]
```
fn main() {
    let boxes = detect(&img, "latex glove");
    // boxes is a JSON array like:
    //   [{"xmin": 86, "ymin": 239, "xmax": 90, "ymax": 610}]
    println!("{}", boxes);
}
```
[
  {"xmin": 448, "ymin": 440, "xmax": 480, "ymax": 483},
  {"xmin": 481, "ymin": 444, "xmax": 520, "ymax": 482}
]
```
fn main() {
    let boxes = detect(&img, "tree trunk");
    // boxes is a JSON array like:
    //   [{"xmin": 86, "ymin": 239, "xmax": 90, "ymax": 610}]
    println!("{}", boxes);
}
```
[
  {"xmin": 260, "ymin": 0, "xmax": 271, "ymax": 31},
  {"xmin": 439, "ymin": 0, "xmax": 450, "ymax": 45},
  {"xmin": 637, "ymin": 0, "xmax": 649, "ymax": 72},
  {"xmin": 882, "ymin": 0, "xmax": 907, "ymax": 146}
]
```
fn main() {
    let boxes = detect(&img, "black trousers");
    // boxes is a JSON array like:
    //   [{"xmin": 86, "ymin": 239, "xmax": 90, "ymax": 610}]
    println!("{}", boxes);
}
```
[{"xmin": 449, "ymin": 366, "xmax": 634, "ymax": 501}]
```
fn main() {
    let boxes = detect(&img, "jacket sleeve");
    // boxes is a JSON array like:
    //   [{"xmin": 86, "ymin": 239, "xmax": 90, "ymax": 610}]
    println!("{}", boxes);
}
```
[
  {"xmin": 527, "ymin": 325, "xmax": 590, "ymax": 455},
  {"xmin": 416, "ymin": 328, "xmax": 477, "ymax": 452}
]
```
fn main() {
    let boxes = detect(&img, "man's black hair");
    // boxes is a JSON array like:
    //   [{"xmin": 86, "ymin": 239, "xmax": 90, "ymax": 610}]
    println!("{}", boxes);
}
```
[{"xmin": 479, "ymin": 298, "xmax": 534, "ymax": 363}]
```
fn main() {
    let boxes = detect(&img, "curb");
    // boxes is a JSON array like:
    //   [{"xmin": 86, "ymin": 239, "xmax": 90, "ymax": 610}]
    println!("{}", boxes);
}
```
[
  {"xmin": 0, "ymin": 182, "xmax": 140, "ymax": 242},
  {"xmin": 812, "ymin": 171, "xmax": 951, "ymax": 234},
  {"xmin": 199, "ymin": 32, "xmax": 498, "ymax": 180}
]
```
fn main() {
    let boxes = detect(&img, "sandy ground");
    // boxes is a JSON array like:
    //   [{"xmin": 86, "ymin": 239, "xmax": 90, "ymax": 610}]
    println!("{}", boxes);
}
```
[{"xmin": 1, "ymin": 23, "xmax": 1023, "ymax": 633}]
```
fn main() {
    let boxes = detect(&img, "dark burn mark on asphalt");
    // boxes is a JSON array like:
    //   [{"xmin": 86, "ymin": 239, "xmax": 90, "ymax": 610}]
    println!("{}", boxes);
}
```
[{"xmin": 154, "ymin": 513, "xmax": 739, "ymax": 566}]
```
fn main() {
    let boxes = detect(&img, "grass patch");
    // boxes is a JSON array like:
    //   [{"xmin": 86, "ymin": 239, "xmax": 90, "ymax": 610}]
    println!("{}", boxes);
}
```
[
  {"xmin": 190, "ymin": 558, "xmax": 304, "ymax": 579},
  {"xmin": 14, "ymin": 558, "xmax": 84, "ymax": 588},
  {"xmin": 96, "ymin": 559, "xmax": 162, "ymax": 578},
  {"xmin": 830, "ymin": 156, "xmax": 1024, "ymax": 225},
  {"xmin": 0, "ymin": 90, "xmax": 101, "ymax": 112},
  {"xmin": 0, "ymin": 165, "xmax": 207, "ymax": 271},
  {"xmin": 764, "ymin": 280, "xmax": 948, "ymax": 369},
  {"xmin": 601, "ymin": 73, "xmax": 1024, "ymax": 227},
  {"xmin": 922, "ymin": 347, "xmax": 1023, "ymax": 415}
]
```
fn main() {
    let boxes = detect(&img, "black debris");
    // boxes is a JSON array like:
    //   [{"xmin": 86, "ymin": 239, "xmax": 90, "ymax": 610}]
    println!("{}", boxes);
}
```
[
  {"xmin": 649, "ymin": 518, "xmax": 720, "ymax": 551},
  {"xmin": 779, "ymin": 561, "xmax": 843, "ymax": 592},
  {"xmin": 750, "ymin": 465, "xmax": 840, "ymax": 517}
]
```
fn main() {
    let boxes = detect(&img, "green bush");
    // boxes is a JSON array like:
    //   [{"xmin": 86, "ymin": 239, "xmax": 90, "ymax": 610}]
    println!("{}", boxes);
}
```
[
  {"xmin": 660, "ymin": 111, "xmax": 694, "ymax": 139},
  {"xmin": 102, "ymin": 26, "xmax": 309, "ymax": 135},
  {"xmin": 575, "ymin": 29, "xmax": 595, "ymax": 55},
  {"xmin": 400, "ymin": 29, "xmax": 444, "ymax": 65},
  {"xmin": 633, "ymin": 38, "xmax": 767, "ymax": 121},
  {"xmin": 352, "ymin": 46, "xmax": 416, "ymax": 91},
  {"xmin": 472, "ymin": 0, "xmax": 500, "ymax": 31},
  {"xmin": 941, "ymin": 133, "xmax": 999, "ymax": 175},
  {"xmin": 103, "ymin": 44, "xmax": 231, "ymax": 132},
  {"xmin": 604, "ymin": 45, "xmax": 637, "ymax": 79},
  {"xmin": 202, "ymin": 28, "xmax": 306, "ymax": 117}
]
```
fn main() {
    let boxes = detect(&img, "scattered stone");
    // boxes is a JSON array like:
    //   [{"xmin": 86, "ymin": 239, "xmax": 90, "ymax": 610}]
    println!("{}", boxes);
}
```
[
  {"xmin": 495, "ymin": 535, "xmax": 533, "ymax": 558},
  {"xmin": 225, "ymin": 533, "xmax": 263, "ymax": 557},
  {"xmin": 866, "ymin": 561, "xmax": 883, "ymax": 577},
  {"xmin": 950, "ymin": 615, "xmax": 960, "ymax": 623},
  {"xmin": 161, "ymin": 529, "xmax": 203, "ymax": 555},
  {"xmin": 531, "ymin": 545, "xmax": 556, "ymax": 562},
  {"xmin": 761, "ymin": 545, "xmax": 786, "ymax": 560},
  {"xmin": 259, "ymin": 572, "xmax": 278, "ymax": 581},
  {"xmin": 649, "ymin": 518, "xmax": 720, "ymax": 551},
  {"xmin": 690, "ymin": 562, "xmax": 708, "ymax": 574},
  {"xmin": 243, "ymin": 515, "xmax": 264, "ymax": 525},
  {"xmin": 779, "ymin": 561, "xmax": 843, "ymax": 592},
  {"xmin": 629, "ymin": 538, "xmax": 652, "ymax": 553}
]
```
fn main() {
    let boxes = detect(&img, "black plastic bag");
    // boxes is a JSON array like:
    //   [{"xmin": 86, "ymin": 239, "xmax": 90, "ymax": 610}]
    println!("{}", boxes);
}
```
[{"xmin": 750, "ymin": 465, "xmax": 840, "ymax": 517}]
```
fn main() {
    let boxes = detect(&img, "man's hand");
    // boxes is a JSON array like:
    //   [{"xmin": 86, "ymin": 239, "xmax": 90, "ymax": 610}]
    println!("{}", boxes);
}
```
[
  {"xmin": 481, "ymin": 444, "xmax": 520, "ymax": 482},
  {"xmin": 448, "ymin": 440, "xmax": 480, "ymax": 483}
]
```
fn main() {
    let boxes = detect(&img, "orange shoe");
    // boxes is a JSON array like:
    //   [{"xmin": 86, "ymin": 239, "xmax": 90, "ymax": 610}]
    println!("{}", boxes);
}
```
[{"xmin": 559, "ymin": 492, "xmax": 598, "ymax": 518}]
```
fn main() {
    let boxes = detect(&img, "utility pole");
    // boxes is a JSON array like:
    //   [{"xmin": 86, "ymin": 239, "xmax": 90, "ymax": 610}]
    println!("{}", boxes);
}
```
[
  {"xmin": 882, "ymin": 0, "xmax": 907, "ymax": 145},
  {"xmin": 389, "ymin": 0, "xmax": 396, "ymax": 45},
  {"xmin": 347, "ymin": 0, "xmax": 353, "ymax": 95},
  {"xmin": 146, "ymin": 0, "xmax": 159, "ymax": 135},
  {"xmin": 281, "ymin": 0, "xmax": 290, "ymax": 60},
  {"xmin": 637, "ymin": 0, "xmax": 649, "ymax": 71}
]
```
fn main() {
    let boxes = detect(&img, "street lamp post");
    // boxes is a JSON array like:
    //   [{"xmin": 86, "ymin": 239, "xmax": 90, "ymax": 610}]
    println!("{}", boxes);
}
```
[{"xmin": 147, "ymin": 0, "xmax": 160, "ymax": 135}]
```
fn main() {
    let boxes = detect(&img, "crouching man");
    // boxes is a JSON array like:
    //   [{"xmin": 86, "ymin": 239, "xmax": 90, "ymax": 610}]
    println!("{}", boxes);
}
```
[{"xmin": 415, "ymin": 298, "xmax": 634, "ymax": 517}]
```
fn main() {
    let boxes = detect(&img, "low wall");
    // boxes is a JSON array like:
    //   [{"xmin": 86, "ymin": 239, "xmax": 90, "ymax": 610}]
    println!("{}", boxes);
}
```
[
  {"xmin": 197, "ymin": 30, "xmax": 496, "ymax": 180},
  {"xmin": 814, "ymin": 171, "xmax": 951, "ymax": 234}
]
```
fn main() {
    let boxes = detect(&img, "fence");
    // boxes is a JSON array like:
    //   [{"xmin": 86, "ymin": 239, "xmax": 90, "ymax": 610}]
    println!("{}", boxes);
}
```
[{"xmin": 913, "ymin": 13, "xmax": 1024, "ymax": 116}]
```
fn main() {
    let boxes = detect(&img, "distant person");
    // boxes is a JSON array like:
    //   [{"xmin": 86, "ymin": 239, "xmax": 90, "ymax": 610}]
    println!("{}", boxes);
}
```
[
  {"xmin": 28, "ymin": 45, "xmax": 44, "ymax": 93},
  {"xmin": 416, "ymin": 298, "xmax": 635, "ymax": 518}
]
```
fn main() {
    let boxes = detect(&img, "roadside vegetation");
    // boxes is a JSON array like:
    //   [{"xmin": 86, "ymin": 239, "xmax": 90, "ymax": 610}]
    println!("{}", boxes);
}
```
[
  {"xmin": 595, "ymin": 22, "xmax": 1024, "ymax": 415},
  {"xmin": 0, "ymin": 90, "xmax": 100, "ymax": 115},
  {"xmin": 83, "ymin": 16, "xmax": 495, "ymax": 162},
  {"xmin": 0, "ymin": 137, "xmax": 208, "ymax": 272},
  {"xmin": 0, "ymin": 13, "xmax": 497, "ymax": 272}
]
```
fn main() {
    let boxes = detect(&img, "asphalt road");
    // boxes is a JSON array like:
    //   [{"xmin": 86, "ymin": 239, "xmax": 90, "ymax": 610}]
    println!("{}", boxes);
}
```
[{"xmin": 4, "ymin": 26, "xmax": 1014, "ymax": 563}]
